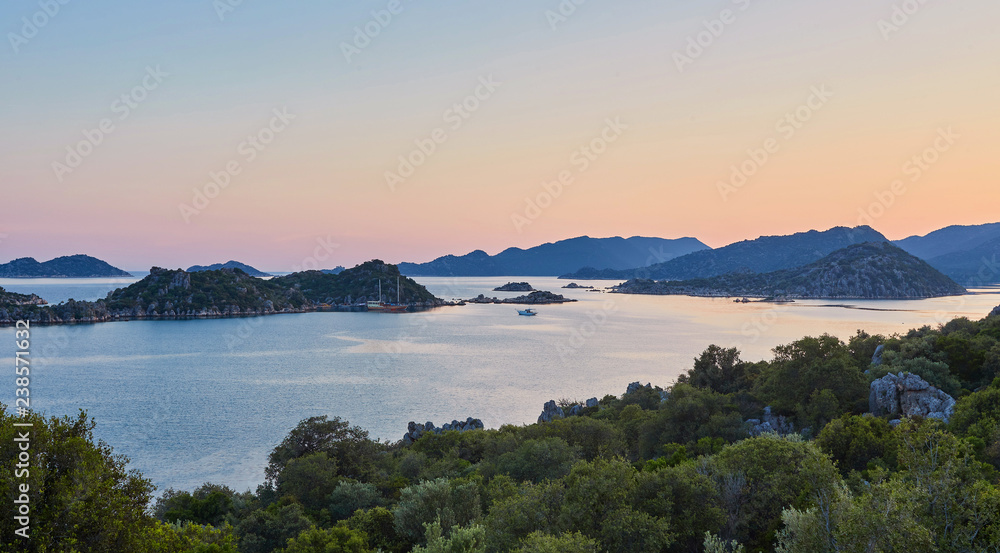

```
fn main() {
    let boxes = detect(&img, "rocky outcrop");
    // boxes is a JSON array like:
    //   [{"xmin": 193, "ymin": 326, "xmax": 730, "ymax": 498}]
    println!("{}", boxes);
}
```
[
  {"xmin": 537, "ymin": 397, "xmax": 600, "ymax": 422},
  {"xmin": 562, "ymin": 283, "xmax": 595, "ymax": 289},
  {"xmin": 869, "ymin": 372, "xmax": 955, "ymax": 422},
  {"xmin": 625, "ymin": 382, "xmax": 670, "ymax": 402},
  {"xmin": 745, "ymin": 406, "xmax": 795, "ymax": 436},
  {"xmin": 990, "ymin": 304, "xmax": 1000, "ymax": 318},
  {"xmin": 494, "ymin": 282, "xmax": 535, "ymax": 292},
  {"xmin": 402, "ymin": 418, "xmax": 484, "ymax": 445},
  {"xmin": 538, "ymin": 400, "xmax": 565, "ymax": 423}
]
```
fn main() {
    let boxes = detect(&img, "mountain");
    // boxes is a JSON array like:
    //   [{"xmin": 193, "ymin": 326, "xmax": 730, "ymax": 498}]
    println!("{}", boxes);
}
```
[
  {"xmin": 893, "ymin": 222, "xmax": 1000, "ymax": 260},
  {"xmin": 922, "ymin": 237, "xmax": 1000, "ymax": 286},
  {"xmin": 892, "ymin": 223, "xmax": 1000, "ymax": 285},
  {"xmin": 273, "ymin": 260, "xmax": 437, "ymax": 305},
  {"xmin": 397, "ymin": 236, "xmax": 709, "ymax": 276},
  {"xmin": 0, "ymin": 255, "xmax": 132, "ymax": 278},
  {"xmin": 613, "ymin": 242, "xmax": 966, "ymax": 299},
  {"xmin": 187, "ymin": 261, "xmax": 271, "ymax": 277},
  {"xmin": 561, "ymin": 226, "xmax": 888, "ymax": 280}
]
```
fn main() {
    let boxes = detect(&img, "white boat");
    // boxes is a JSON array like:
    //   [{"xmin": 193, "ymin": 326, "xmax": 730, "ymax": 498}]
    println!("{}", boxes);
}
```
[{"xmin": 517, "ymin": 309, "xmax": 537, "ymax": 316}]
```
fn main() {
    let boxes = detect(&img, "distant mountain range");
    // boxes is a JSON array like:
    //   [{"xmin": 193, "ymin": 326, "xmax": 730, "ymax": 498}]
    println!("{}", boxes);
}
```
[
  {"xmin": 397, "ymin": 236, "xmax": 709, "ymax": 277},
  {"xmin": 187, "ymin": 261, "xmax": 271, "ymax": 277},
  {"xmin": 892, "ymin": 223, "xmax": 1000, "ymax": 286},
  {"xmin": 563, "ymin": 226, "xmax": 888, "ymax": 280},
  {"xmin": 613, "ymin": 242, "xmax": 965, "ymax": 299},
  {"xmin": 0, "ymin": 255, "xmax": 132, "ymax": 278}
]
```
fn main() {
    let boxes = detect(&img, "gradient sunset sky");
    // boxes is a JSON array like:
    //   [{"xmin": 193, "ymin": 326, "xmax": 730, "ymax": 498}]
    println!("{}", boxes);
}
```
[{"xmin": 1, "ymin": 0, "xmax": 998, "ymax": 271}]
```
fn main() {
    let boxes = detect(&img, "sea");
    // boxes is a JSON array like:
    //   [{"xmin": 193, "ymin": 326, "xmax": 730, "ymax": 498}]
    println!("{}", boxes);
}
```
[{"xmin": 2, "ymin": 276, "xmax": 999, "ymax": 493}]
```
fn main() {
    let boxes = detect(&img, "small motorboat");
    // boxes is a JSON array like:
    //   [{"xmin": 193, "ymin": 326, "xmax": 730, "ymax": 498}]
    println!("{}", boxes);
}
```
[{"xmin": 517, "ymin": 309, "xmax": 537, "ymax": 316}]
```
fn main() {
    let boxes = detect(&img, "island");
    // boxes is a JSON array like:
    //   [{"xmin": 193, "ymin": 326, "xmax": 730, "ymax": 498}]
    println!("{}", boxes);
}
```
[
  {"xmin": 465, "ymin": 290, "xmax": 577, "ymax": 304},
  {"xmin": 562, "ymin": 282, "xmax": 595, "ymax": 289},
  {"xmin": 0, "ymin": 254, "xmax": 132, "ymax": 278},
  {"xmin": 611, "ymin": 242, "xmax": 967, "ymax": 300},
  {"xmin": 187, "ymin": 260, "xmax": 271, "ymax": 277},
  {"xmin": 0, "ymin": 260, "xmax": 447, "ymax": 325},
  {"xmin": 493, "ymin": 282, "xmax": 535, "ymax": 292}
]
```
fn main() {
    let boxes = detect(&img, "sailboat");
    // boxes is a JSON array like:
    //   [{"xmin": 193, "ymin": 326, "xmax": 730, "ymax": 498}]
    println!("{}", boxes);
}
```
[{"xmin": 367, "ymin": 277, "xmax": 408, "ymax": 313}]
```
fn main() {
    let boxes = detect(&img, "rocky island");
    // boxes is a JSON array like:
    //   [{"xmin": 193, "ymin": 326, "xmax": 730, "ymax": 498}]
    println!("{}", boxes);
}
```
[
  {"xmin": 0, "ymin": 254, "xmax": 132, "ymax": 278},
  {"xmin": 0, "ymin": 260, "xmax": 444, "ymax": 325},
  {"xmin": 465, "ymin": 290, "xmax": 577, "ymax": 304},
  {"xmin": 562, "ymin": 282, "xmax": 595, "ymax": 289},
  {"xmin": 493, "ymin": 282, "xmax": 535, "ymax": 292},
  {"xmin": 612, "ymin": 242, "xmax": 966, "ymax": 300}
]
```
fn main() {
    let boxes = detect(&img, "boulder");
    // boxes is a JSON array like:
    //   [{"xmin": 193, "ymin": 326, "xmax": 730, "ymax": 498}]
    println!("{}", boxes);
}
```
[
  {"xmin": 402, "ymin": 417, "xmax": 484, "ymax": 444},
  {"xmin": 585, "ymin": 397, "xmax": 599, "ymax": 408},
  {"xmin": 626, "ymin": 382, "xmax": 652, "ymax": 395},
  {"xmin": 869, "ymin": 372, "xmax": 955, "ymax": 422},
  {"xmin": 538, "ymin": 400, "xmax": 565, "ymax": 423}
]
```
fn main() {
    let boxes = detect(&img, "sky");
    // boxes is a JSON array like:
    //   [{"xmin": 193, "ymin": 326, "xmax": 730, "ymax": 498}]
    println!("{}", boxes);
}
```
[{"xmin": 1, "ymin": 0, "xmax": 998, "ymax": 271}]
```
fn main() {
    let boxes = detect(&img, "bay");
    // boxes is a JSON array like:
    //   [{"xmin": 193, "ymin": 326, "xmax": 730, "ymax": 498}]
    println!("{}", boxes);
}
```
[{"xmin": 2, "ymin": 276, "xmax": 999, "ymax": 493}]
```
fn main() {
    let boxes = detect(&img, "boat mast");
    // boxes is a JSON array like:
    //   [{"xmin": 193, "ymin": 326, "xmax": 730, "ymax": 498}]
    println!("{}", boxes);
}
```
[
  {"xmin": 379, "ymin": 280, "xmax": 382, "ymax": 303},
  {"xmin": 397, "ymin": 276, "xmax": 400, "ymax": 304}
]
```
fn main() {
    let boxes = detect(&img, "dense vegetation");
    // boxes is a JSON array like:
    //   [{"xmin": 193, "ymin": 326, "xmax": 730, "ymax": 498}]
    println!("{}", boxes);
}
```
[
  {"xmin": 562, "ymin": 226, "xmax": 888, "ymax": 280},
  {"xmin": 614, "ymin": 242, "xmax": 966, "ymax": 299},
  {"xmin": 0, "ymin": 286, "xmax": 44, "ymax": 306},
  {"xmin": 0, "ymin": 261, "xmax": 441, "ymax": 325},
  {"xmin": 5, "ymin": 312, "xmax": 1000, "ymax": 551},
  {"xmin": 273, "ymin": 260, "xmax": 438, "ymax": 305}
]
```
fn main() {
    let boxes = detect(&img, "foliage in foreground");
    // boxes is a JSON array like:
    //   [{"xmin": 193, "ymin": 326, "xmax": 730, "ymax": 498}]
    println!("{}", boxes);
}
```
[{"xmin": 4, "ymin": 313, "xmax": 1000, "ymax": 552}]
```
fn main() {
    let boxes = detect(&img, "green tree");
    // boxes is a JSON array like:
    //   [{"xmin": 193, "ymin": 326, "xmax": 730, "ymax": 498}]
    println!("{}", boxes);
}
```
[
  {"xmin": 816, "ymin": 415, "xmax": 898, "ymax": 475},
  {"xmin": 393, "ymin": 478, "xmax": 482, "ymax": 544},
  {"xmin": 267, "ymin": 416, "xmax": 382, "ymax": 484},
  {"xmin": 0, "ymin": 408, "xmax": 154, "ymax": 552},
  {"xmin": 755, "ymin": 335, "xmax": 868, "ymax": 428},
  {"xmin": 678, "ymin": 345, "xmax": 758, "ymax": 394},
  {"xmin": 494, "ymin": 438, "xmax": 580, "ymax": 483},
  {"xmin": 514, "ymin": 531, "xmax": 598, "ymax": 553},
  {"xmin": 411, "ymin": 520, "xmax": 486, "ymax": 553},
  {"xmin": 234, "ymin": 503, "xmax": 313, "ymax": 553},
  {"xmin": 708, "ymin": 434, "xmax": 840, "ymax": 550},
  {"xmin": 328, "ymin": 481, "xmax": 386, "ymax": 521},
  {"xmin": 281, "ymin": 525, "xmax": 370, "ymax": 553},
  {"xmin": 277, "ymin": 452, "xmax": 340, "ymax": 512}
]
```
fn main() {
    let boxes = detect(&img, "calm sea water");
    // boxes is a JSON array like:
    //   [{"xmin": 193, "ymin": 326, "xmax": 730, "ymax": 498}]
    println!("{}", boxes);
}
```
[{"xmin": 2, "ymin": 276, "xmax": 999, "ymax": 493}]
